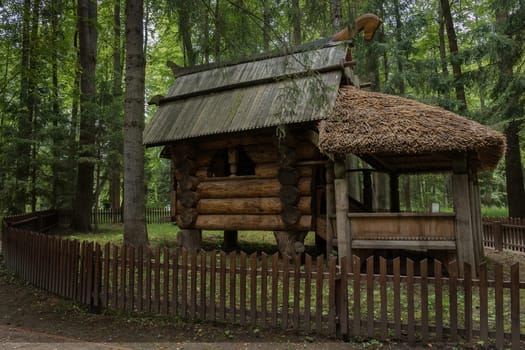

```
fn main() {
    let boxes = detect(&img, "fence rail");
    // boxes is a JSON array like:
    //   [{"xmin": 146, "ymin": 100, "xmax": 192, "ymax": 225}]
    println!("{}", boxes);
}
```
[
  {"xmin": 1, "ymin": 210, "xmax": 524, "ymax": 348},
  {"xmin": 90, "ymin": 207, "xmax": 171, "ymax": 224}
]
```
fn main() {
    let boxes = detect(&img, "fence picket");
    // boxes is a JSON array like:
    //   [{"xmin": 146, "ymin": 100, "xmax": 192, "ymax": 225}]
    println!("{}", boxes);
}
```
[
  {"xmin": 2, "ymin": 211, "xmax": 525, "ymax": 348},
  {"xmin": 421, "ymin": 259, "xmax": 428, "ymax": 344},
  {"xmin": 352, "ymin": 255, "xmax": 361, "ymax": 337},
  {"xmin": 510, "ymin": 263, "xmax": 520, "ymax": 350},
  {"xmin": 379, "ymin": 256, "xmax": 387, "ymax": 340},
  {"xmin": 495, "ymin": 262, "xmax": 504, "ymax": 349}
]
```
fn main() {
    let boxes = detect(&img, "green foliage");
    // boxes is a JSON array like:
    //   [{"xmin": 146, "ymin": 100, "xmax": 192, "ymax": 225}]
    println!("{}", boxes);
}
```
[{"xmin": 0, "ymin": 0, "xmax": 522, "ymax": 218}]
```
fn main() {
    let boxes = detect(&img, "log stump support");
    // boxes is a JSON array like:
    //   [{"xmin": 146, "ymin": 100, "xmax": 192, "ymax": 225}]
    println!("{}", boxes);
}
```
[
  {"xmin": 334, "ymin": 160, "xmax": 352, "ymax": 272},
  {"xmin": 177, "ymin": 229, "xmax": 202, "ymax": 251},
  {"xmin": 174, "ymin": 142, "xmax": 200, "ymax": 229},
  {"xmin": 273, "ymin": 231, "xmax": 307, "ymax": 258}
]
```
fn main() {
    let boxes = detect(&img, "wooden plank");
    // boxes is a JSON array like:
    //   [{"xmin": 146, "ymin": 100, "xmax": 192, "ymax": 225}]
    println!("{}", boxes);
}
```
[
  {"xmin": 303, "ymin": 254, "xmax": 312, "ymax": 332},
  {"xmin": 393, "ymin": 257, "xmax": 401, "ymax": 339},
  {"xmin": 260, "ymin": 253, "xmax": 268, "ymax": 327},
  {"xmin": 162, "ymin": 248, "xmax": 170, "ymax": 315},
  {"xmin": 86, "ymin": 242, "xmax": 94, "ymax": 306},
  {"xmin": 209, "ymin": 251, "xmax": 217, "ymax": 321},
  {"xmin": 93, "ymin": 243, "xmax": 101, "ymax": 309},
  {"xmin": 434, "ymin": 260, "xmax": 443, "ymax": 341},
  {"xmin": 328, "ymin": 256, "xmax": 337, "ymax": 335},
  {"xmin": 229, "ymin": 251, "xmax": 237, "ymax": 323},
  {"xmin": 406, "ymin": 259, "xmax": 415, "ymax": 345},
  {"xmin": 352, "ymin": 255, "xmax": 361, "ymax": 337},
  {"xmin": 240, "ymin": 252, "xmax": 247, "ymax": 326},
  {"xmin": 379, "ymin": 256, "xmax": 387, "ymax": 340},
  {"xmin": 171, "ymin": 249, "xmax": 179, "ymax": 316},
  {"xmin": 293, "ymin": 255, "xmax": 301, "ymax": 330},
  {"xmin": 420, "ymin": 259, "xmax": 428, "ymax": 344},
  {"xmin": 181, "ymin": 249, "xmax": 188, "ymax": 318},
  {"xmin": 463, "ymin": 263, "xmax": 472, "ymax": 342},
  {"xmin": 137, "ymin": 245, "xmax": 144, "ymax": 312},
  {"xmin": 366, "ymin": 256, "xmax": 374, "ymax": 338},
  {"xmin": 495, "ymin": 262, "xmax": 504, "ymax": 349},
  {"xmin": 189, "ymin": 250, "xmax": 197, "ymax": 319},
  {"xmin": 282, "ymin": 257, "xmax": 290, "ymax": 329},
  {"xmin": 250, "ymin": 253, "xmax": 257, "ymax": 326},
  {"xmin": 128, "ymin": 246, "xmax": 136, "ymax": 312},
  {"xmin": 112, "ymin": 245, "xmax": 119, "ymax": 308},
  {"xmin": 315, "ymin": 256, "xmax": 324, "ymax": 334},
  {"xmin": 199, "ymin": 250, "xmax": 206, "ymax": 319},
  {"xmin": 120, "ymin": 244, "xmax": 127, "ymax": 309},
  {"xmin": 219, "ymin": 251, "xmax": 226, "ymax": 322},
  {"xmin": 103, "ymin": 243, "xmax": 110, "ymax": 307},
  {"xmin": 271, "ymin": 253, "xmax": 279, "ymax": 328},
  {"xmin": 153, "ymin": 248, "xmax": 161, "ymax": 313},
  {"xmin": 510, "ymin": 263, "xmax": 520, "ymax": 350},
  {"xmin": 338, "ymin": 256, "xmax": 349, "ymax": 338},
  {"xmin": 325, "ymin": 163, "xmax": 335, "ymax": 258},
  {"xmin": 478, "ymin": 262, "xmax": 488, "ymax": 344},
  {"xmin": 449, "ymin": 261, "xmax": 458, "ymax": 340},
  {"xmin": 145, "ymin": 248, "xmax": 153, "ymax": 313}
]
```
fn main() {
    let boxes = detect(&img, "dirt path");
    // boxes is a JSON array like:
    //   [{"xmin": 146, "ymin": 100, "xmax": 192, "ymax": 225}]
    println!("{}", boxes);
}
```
[{"xmin": 0, "ymin": 253, "xmax": 359, "ymax": 350}]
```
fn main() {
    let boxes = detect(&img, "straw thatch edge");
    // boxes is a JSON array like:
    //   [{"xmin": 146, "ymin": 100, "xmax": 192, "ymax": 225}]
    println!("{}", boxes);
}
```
[{"xmin": 318, "ymin": 86, "xmax": 506, "ymax": 170}]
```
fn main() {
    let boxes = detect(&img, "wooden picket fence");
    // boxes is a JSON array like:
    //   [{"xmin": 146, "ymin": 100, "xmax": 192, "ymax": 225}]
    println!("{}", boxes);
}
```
[
  {"xmin": 483, "ymin": 219, "xmax": 525, "ymax": 253},
  {"xmin": 1, "ymin": 213, "xmax": 524, "ymax": 348},
  {"xmin": 91, "ymin": 207, "xmax": 171, "ymax": 224}
]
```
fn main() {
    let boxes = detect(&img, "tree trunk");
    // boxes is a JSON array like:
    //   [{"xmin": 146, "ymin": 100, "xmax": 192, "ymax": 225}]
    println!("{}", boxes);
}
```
[
  {"xmin": 72, "ymin": 0, "xmax": 97, "ymax": 231},
  {"xmin": 437, "ymin": 1, "xmax": 449, "ymax": 79},
  {"xmin": 290, "ymin": 0, "xmax": 301, "ymax": 45},
  {"xmin": 214, "ymin": 0, "xmax": 221, "ymax": 61},
  {"xmin": 263, "ymin": 0, "xmax": 270, "ymax": 51},
  {"xmin": 440, "ymin": 0, "xmax": 467, "ymax": 112},
  {"xmin": 495, "ymin": 5, "xmax": 525, "ymax": 218},
  {"xmin": 178, "ymin": 1, "xmax": 196, "ymax": 66},
  {"xmin": 109, "ymin": 0, "xmax": 122, "ymax": 216},
  {"xmin": 123, "ymin": 0, "xmax": 149, "ymax": 246},
  {"xmin": 330, "ymin": 0, "xmax": 342, "ymax": 32},
  {"xmin": 504, "ymin": 121, "xmax": 525, "ymax": 218},
  {"xmin": 13, "ymin": 0, "xmax": 33, "ymax": 213}
]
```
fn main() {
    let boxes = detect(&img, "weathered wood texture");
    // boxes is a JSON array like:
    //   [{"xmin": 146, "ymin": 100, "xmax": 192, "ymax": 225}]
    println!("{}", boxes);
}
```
[{"xmin": 3, "ymin": 215, "xmax": 524, "ymax": 348}]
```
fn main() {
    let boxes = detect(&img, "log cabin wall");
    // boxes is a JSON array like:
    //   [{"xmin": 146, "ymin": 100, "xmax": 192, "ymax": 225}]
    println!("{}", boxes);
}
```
[{"xmin": 170, "ymin": 129, "xmax": 322, "ymax": 233}]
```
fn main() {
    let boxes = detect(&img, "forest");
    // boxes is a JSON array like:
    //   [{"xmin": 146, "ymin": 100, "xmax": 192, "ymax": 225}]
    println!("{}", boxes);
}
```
[{"xmin": 0, "ymin": 0, "xmax": 524, "ymax": 223}]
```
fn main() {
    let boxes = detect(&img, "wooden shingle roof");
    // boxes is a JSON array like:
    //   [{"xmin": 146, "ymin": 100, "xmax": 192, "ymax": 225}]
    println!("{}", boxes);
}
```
[{"xmin": 143, "ymin": 45, "xmax": 347, "ymax": 146}]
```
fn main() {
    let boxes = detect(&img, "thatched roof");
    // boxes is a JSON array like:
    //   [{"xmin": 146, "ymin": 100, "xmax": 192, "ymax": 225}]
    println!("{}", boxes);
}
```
[{"xmin": 319, "ymin": 86, "xmax": 506, "ymax": 171}]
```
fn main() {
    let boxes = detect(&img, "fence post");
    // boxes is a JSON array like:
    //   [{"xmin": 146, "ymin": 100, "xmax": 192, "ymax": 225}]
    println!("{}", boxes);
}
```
[{"xmin": 493, "ymin": 221, "xmax": 503, "ymax": 251}]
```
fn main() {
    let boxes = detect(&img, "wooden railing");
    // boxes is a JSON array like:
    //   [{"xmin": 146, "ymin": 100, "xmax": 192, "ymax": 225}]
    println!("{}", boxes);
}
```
[
  {"xmin": 90, "ymin": 207, "xmax": 171, "ymax": 224},
  {"xmin": 483, "ymin": 219, "xmax": 525, "ymax": 253},
  {"xmin": 1, "ymin": 211, "xmax": 523, "ymax": 348}
]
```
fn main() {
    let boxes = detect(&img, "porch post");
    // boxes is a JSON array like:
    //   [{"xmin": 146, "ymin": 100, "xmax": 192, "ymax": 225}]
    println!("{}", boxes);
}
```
[
  {"xmin": 452, "ymin": 157, "xmax": 481, "ymax": 276},
  {"xmin": 389, "ymin": 173, "xmax": 400, "ymax": 212},
  {"xmin": 334, "ymin": 160, "xmax": 352, "ymax": 272}
]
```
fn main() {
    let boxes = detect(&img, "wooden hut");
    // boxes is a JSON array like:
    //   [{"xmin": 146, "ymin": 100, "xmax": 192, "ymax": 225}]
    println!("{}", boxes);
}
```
[{"xmin": 144, "ymin": 15, "xmax": 505, "ymax": 275}]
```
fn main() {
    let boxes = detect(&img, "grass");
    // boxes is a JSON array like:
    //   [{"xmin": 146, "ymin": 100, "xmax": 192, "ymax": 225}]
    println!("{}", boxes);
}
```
[
  {"xmin": 64, "ymin": 223, "xmax": 318, "ymax": 255},
  {"xmin": 481, "ymin": 206, "xmax": 508, "ymax": 217}
]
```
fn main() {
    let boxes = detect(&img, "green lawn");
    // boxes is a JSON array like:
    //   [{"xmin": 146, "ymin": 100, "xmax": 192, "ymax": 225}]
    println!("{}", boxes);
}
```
[{"xmin": 64, "ymin": 223, "xmax": 317, "ymax": 254}]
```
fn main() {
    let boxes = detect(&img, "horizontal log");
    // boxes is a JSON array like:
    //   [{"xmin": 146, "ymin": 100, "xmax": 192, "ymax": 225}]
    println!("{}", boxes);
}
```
[
  {"xmin": 244, "ymin": 143, "xmax": 278, "ymax": 163},
  {"xmin": 179, "ymin": 190, "xmax": 199, "ymax": 208},
  {"xmin": 197, "ymin": 178, "xmax": 311, "ymax": 198},
  {"xmin": 196, "ymin": 133, "xmax": 275, "ymax": 151},
  {"xmin": 193, "ymin": 214, "xmax": 313, "ymax": 231},
  {"xmin": 178, "ymin": 208, "xmax": 198, "ymax": 228},
  {"xmin": 295, "ymin": 141, "xmax": 319, "ymax": 160},
  {"xmin": 281, "ymin": 205, "xmax": 301, "ymax": 225},
  {"xmin": 190, "ymin": 197, "xmax": 311, "ymax": 215},
  {"xmin": 178, "ymin": 174, "xmax": 200, "ymax": 191},
  {"xmin": 278, "ymin": 167, "xmax": 299, "ymax": 185},
  {"xmin": 255, "ymin": 163, "xmax": 313, "ymax": 178}
]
